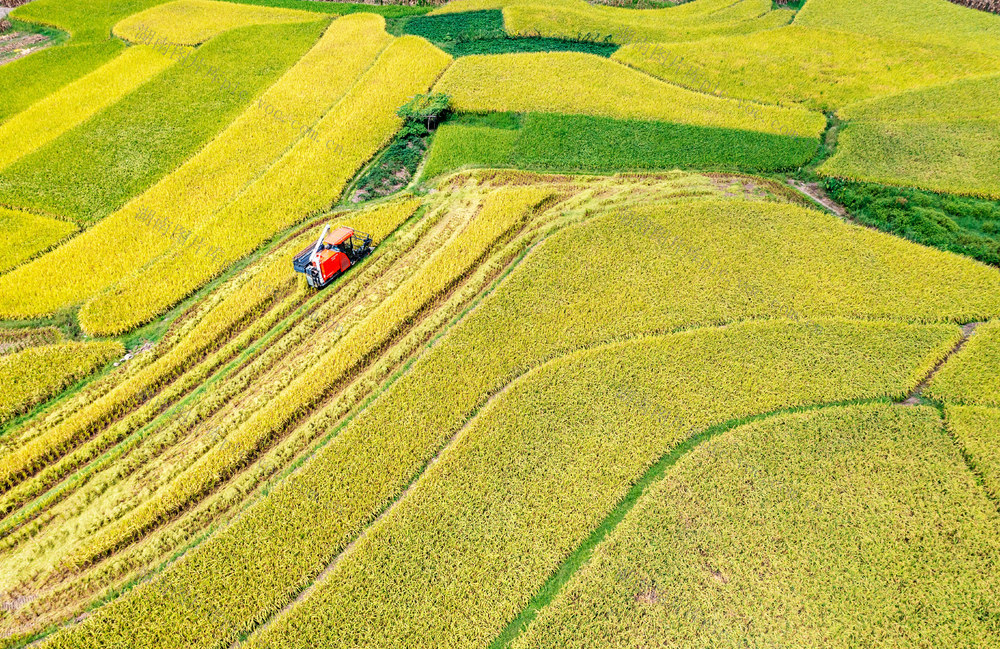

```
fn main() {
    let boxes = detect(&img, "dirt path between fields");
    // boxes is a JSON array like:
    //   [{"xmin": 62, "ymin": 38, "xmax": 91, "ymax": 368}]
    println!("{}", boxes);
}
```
[
  {"xmin": 786, "ymin": 179, "xmax": 848, "ymax": 218},
  {"xmin": 901, "ymin": 322, "xmax": 980, "ymax": 406}
]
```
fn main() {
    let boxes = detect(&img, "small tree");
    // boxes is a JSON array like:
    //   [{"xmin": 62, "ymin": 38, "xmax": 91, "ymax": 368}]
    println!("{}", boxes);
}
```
[{"xmin": 397, "ymin": 93, "xmax": 451, "ymax": 131}]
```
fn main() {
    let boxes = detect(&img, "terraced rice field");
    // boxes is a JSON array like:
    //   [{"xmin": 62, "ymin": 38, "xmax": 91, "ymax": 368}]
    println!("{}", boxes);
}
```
[{"xmin": 1, "ymin": 0, "xmax": 999, "ymax": 647}]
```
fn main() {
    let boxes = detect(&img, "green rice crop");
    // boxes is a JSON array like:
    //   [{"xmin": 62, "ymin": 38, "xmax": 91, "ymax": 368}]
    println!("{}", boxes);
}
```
[
  {"xmin": 421, "ymin": 112, "xmax": 818, "ymax": 178},
  {"xmin": 244, "ymin": 324, "xmax": 961, "ymax": 649},
  {"xmin": 0, "ymin": 0, "xmax": 167, "ymax": 122},
  {"xmin": 0, "ymin": 20, "xmax": 325, "ymax": 222},
  {"xmin": 822, "ymin": 178, "xmax": 1000, "ymax": 268},
  {"xmin": 514, "ymin": 403, "xmax": 1000, "ymax": 649},
  {"xmin": 0, "ymin": 45, "xmax": 177, "ymax": 171},
  {"xmin": 41, "ymin": 183, "xmax": 1000, "ymax": 648}
]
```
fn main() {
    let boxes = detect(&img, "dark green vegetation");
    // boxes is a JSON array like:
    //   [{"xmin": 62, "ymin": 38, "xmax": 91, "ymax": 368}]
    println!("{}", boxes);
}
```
[
  {"xmin": 825, "ymin": 178, "xmax": 1000, "ymax": 267},
  {"xmin": 0, "ymin": 0, "xmax": 167, "ymax": 122},
  {"xmin": 349, "ymin": 124, "xmax": 430, "ymax": 203},
  {"xmin": 422, "ymin": 112, "xmax": 820, "ymax": 179},
  {"xmin": 0, "ymin": 20, "xmax": 326, "ymax": 222},
  {"xmin": 398, "ymin": 9, "xmax": 618, "ymax": 57}
]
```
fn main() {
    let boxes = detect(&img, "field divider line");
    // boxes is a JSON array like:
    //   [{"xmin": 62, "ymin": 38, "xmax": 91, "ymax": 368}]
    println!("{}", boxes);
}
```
[
  {"xmin": 488, "ymin": 395, "xmax": 900, "ymax": 649},
  {"xmin": 900, "ymin": 321, "xmax": 980, "ymax": 406}
]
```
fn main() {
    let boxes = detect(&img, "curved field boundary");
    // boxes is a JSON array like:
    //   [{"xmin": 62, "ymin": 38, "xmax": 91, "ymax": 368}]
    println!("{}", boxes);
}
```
[
  {"xmin": 928, "ymin": 320, "xmax": 1000, "ymax": 406},
  {"xmin": 239, "ymin": 321, "xmax": 958, "ymax": 648},
  {"xmin": 945, "ymin": 405, "xmax": 1000, "ymax": 506},
  {"xmin": 510, "ymin": 403, "xmax": 1000, "ymax": 648}
]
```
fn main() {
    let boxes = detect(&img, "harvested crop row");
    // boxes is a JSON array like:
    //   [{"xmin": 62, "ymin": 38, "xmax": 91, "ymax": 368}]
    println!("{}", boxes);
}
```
[
  {"xmin": 0, "ymin": 207, "xmax": 77, "ymax": 274},
  {"xmin": 433, "ymin": 52, "xmax": 826, "ymax": 138},
  {"xmin": 946, "ymin": 405, "xmax": 1000, "ymax": 503},
  {"xmin": 0, "ymin": 327, "xmax": 62, "ymax": 356},
  {"xmin": 0, "ymin": 199, "xmax": 419, "ymax": 534},
  {"xmin": 0, "ymin": 45, "xmax": 178, "ymax": 171},
  {"xmin": 114, "ymin": 0, "xmax": 317, "ymax": 46},
  {"xmin": 819, "ymin": 119, "xmax": 1000, "ymax": 200},
  {"xmin": 244, "ymin": 324, "xmax": 961, "ymax": 649},
  {"xmin": 0, "ymin": 237, "xmax": 308, "ymax": 492},
  {"xmin": 0, "ymin": 13, "xmax": 390, "ymax": 322},
  {"xmin": 43, "ymin": 187, "xmax": 545, "ymax": 648},
  {"xmin": 77, "ymin": 34, "xmax": 452, "ymax": 336},
  {"xmin": 514, "ymin": 403, "xmax": 1000, "ymax": 649},
  {"xmin": 612, "ymin": 25, "xmax": 1000, "ymax": 112},
  {"xmin": 0, "ymin": 20, "xmax": 325, "ymax": 223},
  {"xmin": 71, "ymin": 187, "xmax": 544, "ymax": 569},
  {"xmin": 928, "ymin": 320, "xmax": 1000, "ymax": 406},
  {"xmin": 0, "ymin": 341, "xmax": 124, "ymax": 426}
]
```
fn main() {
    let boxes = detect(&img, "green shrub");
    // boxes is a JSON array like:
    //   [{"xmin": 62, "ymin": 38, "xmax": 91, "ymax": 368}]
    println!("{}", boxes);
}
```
[{"xmin": 824, "ymin": 178, "xmax": 1000, "ymax": 267}]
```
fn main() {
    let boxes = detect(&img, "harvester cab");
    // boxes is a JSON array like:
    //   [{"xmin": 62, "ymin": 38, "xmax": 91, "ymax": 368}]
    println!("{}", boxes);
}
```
[{"xmin": 292, "ymin": 224, "xmax": 373, "ymax": 289}]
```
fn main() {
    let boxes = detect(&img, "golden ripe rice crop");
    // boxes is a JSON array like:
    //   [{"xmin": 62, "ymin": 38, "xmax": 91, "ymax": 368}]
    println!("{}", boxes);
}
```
[
  {"xmin": 514, "ymin": 403, "xmax": 1000, "ymax": 649},
  {"xmin": 612, "ymin": 25, "xmax": 1000, "ymax": 111},
  {"xmin": 503, "ymin": 0, "xmax": 787, "ymax": 44},
  {"xmin": 819, "ymin": 119, "xmax": 1000, "ymax": 199},
  {"xmin": 0, "ymin": 341, "xmax": 123, "ymax": 425},
  {"xmin": 434, "ymin": 52, "xmax": 825, "ymax": 138},
  {"xmin": 796, "ymin": 0, "xmax": 1000, "ymax": 56},
  {"xmin": 5, "ymin": 0, "xmax": 1000, "ymax": 645},
  {"xmin": 945, "ymin": 405, "xmax": 1000, "ymax": 502},
  {"xmin": 244, "ymin": 323, "xmax": 962, "ymax": 649},
  {"xmin": 839, "ymin": 72, "xmax": 1000, "ymax": 122},
  {"xmin": 114, "ymin": 0, "xmax": 317, "ymax": 46},
  {"xmin": 71, "ymin": 189, "xmax": 539, "ymax": 567}
]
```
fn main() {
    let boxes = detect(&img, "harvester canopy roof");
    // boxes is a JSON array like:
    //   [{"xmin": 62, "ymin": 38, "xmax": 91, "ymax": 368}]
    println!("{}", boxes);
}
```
[{"xmin": 324, "ymin": 226, "xmax": 355, "ymax": 246}]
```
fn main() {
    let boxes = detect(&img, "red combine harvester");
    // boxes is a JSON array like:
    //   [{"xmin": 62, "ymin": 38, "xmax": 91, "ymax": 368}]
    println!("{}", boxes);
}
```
[{"xmin": 292, "ymin": 224, "xmax": 373, "ymax": 289}]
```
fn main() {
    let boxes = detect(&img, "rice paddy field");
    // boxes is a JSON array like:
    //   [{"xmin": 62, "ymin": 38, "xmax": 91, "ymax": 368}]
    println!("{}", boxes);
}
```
[{"xmin": 0, "ymin": 0, "xmax": 998, "ymax": 647}]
